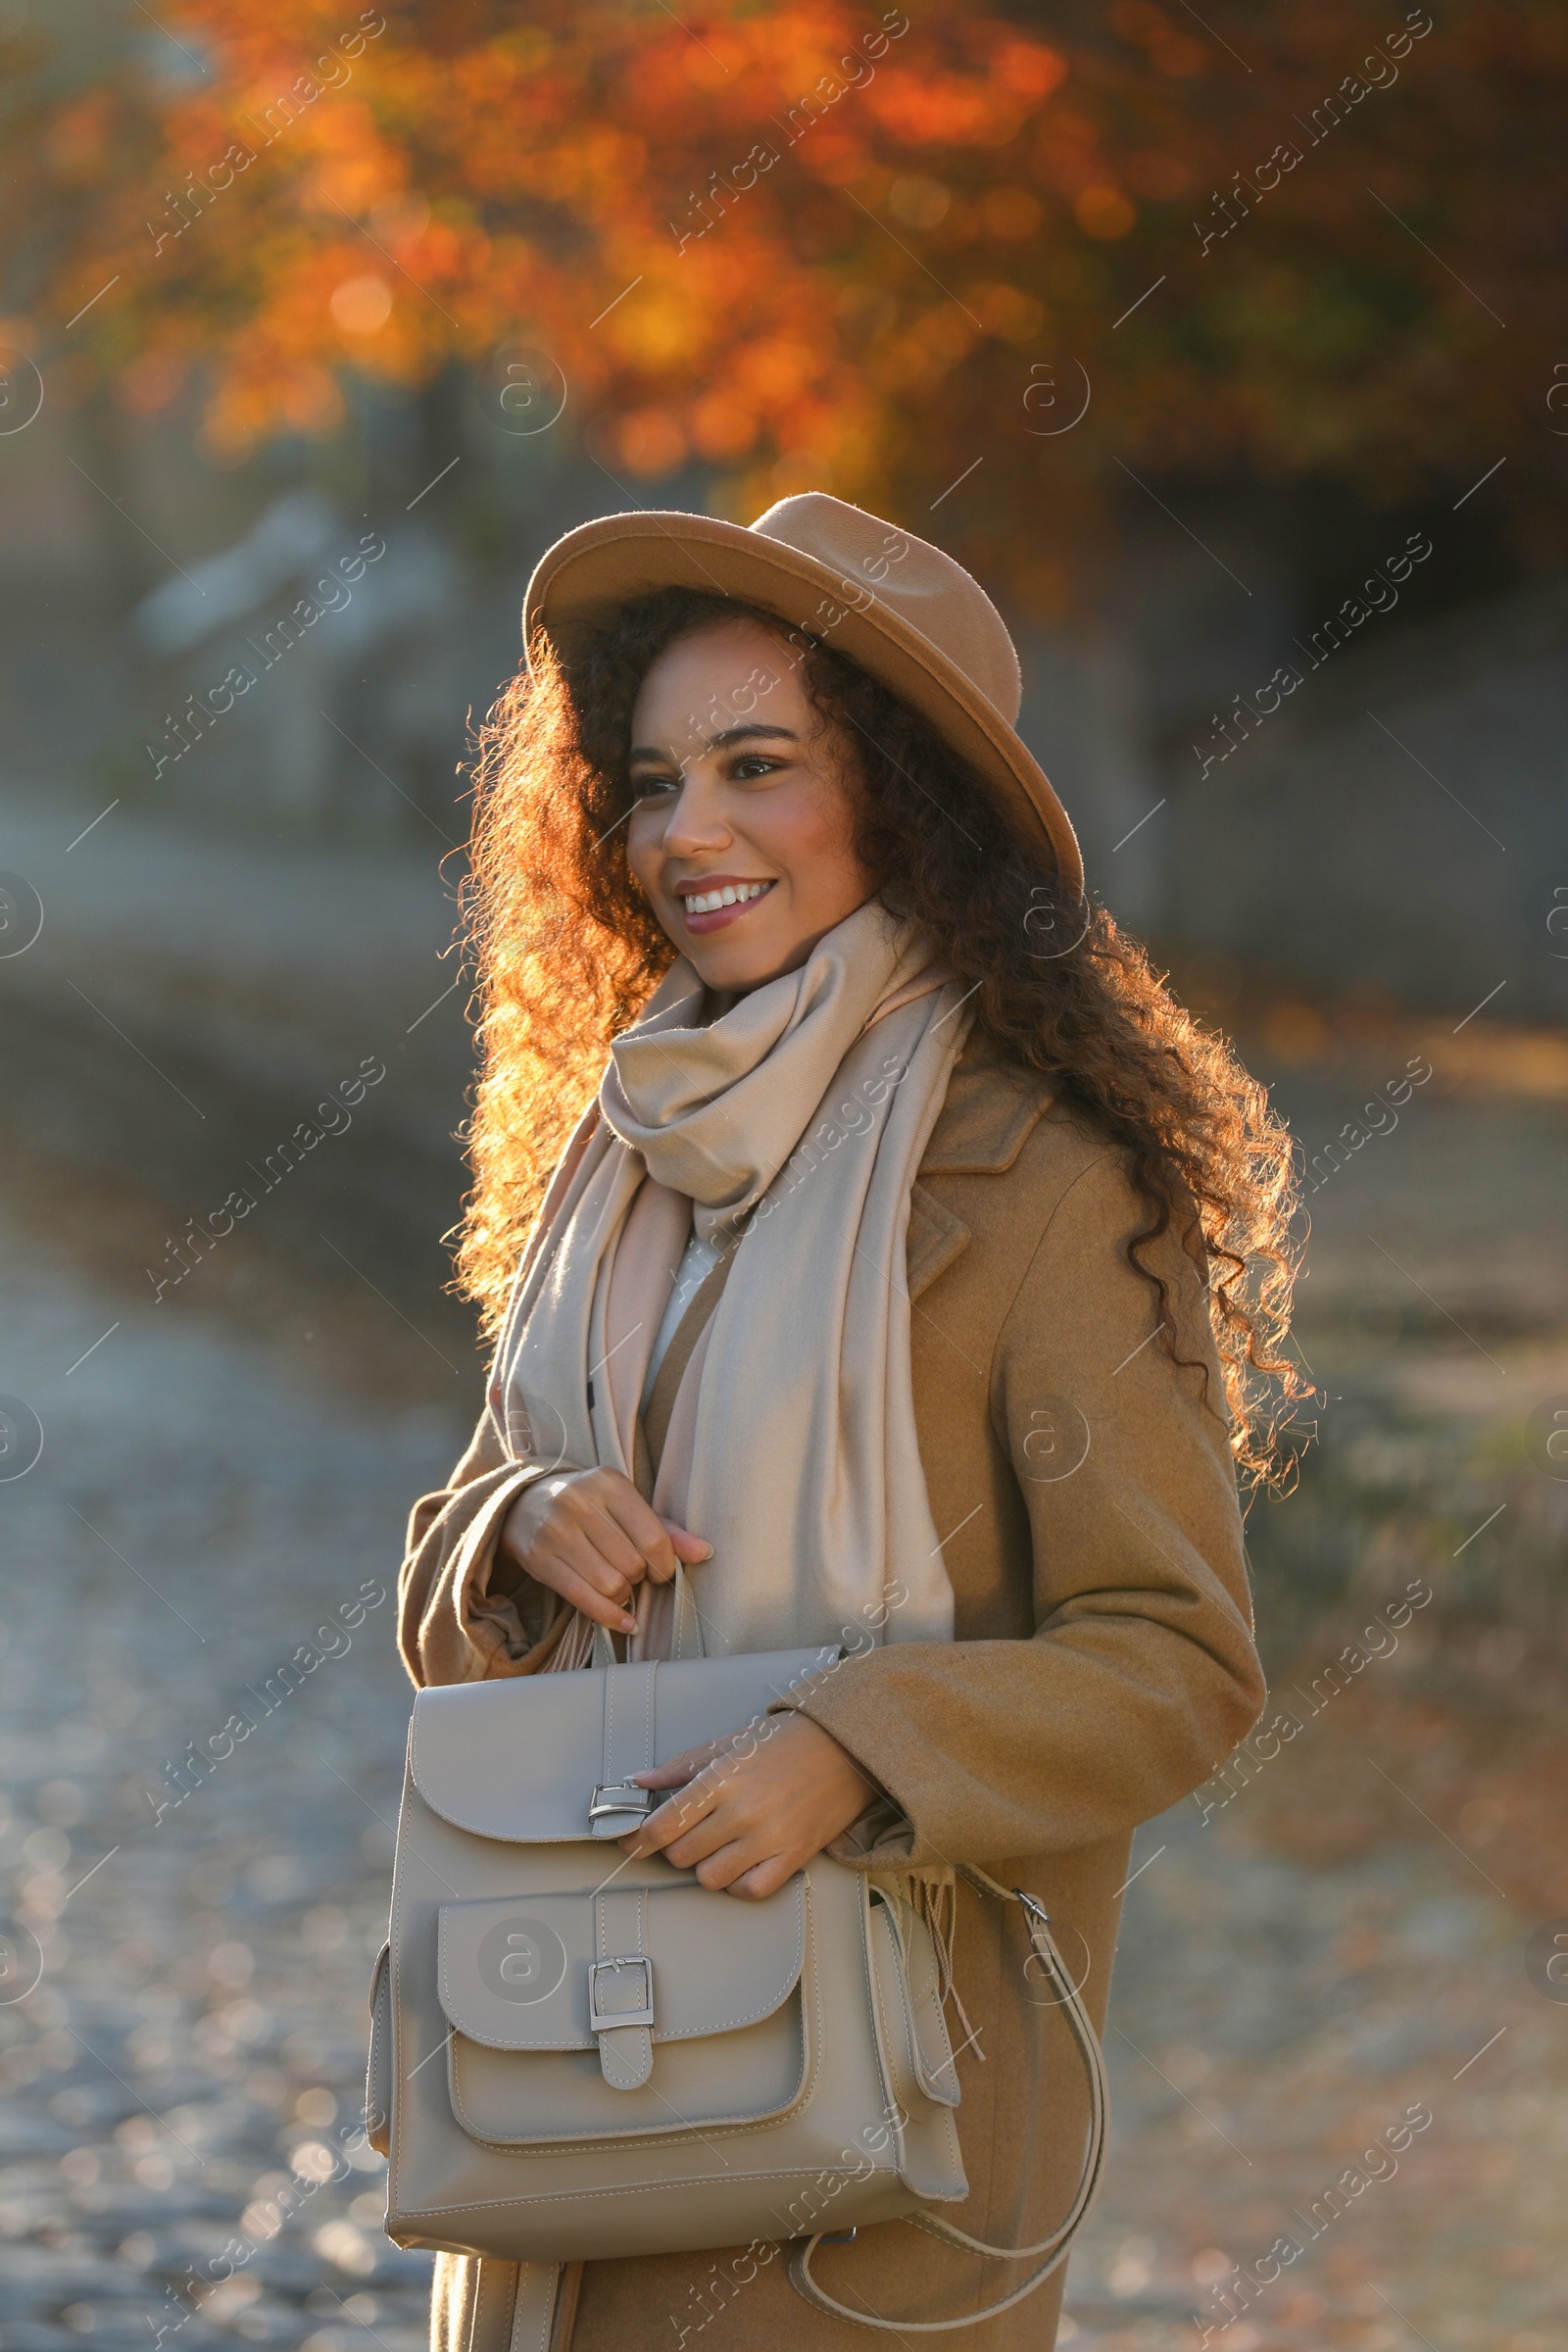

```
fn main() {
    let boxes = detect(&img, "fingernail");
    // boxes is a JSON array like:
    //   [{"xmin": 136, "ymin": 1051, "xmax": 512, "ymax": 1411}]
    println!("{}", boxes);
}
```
[
  {"xmin": 697, "ymin": 1543, "xmax": 714, "ymax": 1561},
  {"xmin": 621, "ymin": 1614, "xmax": 637, "ymax": 1632}
]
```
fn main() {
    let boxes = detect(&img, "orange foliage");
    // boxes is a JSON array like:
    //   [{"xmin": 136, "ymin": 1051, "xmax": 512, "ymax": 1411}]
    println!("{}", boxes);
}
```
[{"xmin": 5, "ymin": 0, "xmax": 1564, "ymax": 582}]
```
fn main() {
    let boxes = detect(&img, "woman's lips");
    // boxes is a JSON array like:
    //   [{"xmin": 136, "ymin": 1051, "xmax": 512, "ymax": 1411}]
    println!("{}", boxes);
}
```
[{"xmin": 678, "ymin": 878, "xmax": 776, "ymax": 936}]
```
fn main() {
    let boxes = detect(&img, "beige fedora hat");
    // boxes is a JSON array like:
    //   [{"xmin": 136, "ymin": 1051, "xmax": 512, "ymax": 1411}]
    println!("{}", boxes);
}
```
[{"xmin": 522, "ymin": 491, "xmax": 1083, "ymax": 894}]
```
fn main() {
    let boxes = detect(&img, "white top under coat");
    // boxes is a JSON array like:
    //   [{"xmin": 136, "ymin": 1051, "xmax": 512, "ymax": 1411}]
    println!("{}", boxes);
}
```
[{"xmin": 639, "ymin": 1223, "xmax": 723, "ymax": 1410}]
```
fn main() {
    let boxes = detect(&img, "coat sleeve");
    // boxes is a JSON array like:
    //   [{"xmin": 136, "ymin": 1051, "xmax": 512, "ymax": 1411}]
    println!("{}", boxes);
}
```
[
  {"xmin": 397, "ymin": 1403, "xmax": 573, "ymax": 1690},
  {"xmin": 780, "ymin": 1148, "xmax": 1268, "ymax": 1866}
]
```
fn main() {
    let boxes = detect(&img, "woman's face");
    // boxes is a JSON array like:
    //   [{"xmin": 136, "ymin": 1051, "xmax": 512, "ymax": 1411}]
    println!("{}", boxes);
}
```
[{"xmin": 625, "ymin": 618, "xmax": 874, "ymax": 994}]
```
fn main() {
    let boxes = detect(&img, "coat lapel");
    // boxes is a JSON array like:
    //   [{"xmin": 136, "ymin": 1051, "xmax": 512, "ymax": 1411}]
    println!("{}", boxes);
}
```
[
  {"xmin": 919, "ymin": 1047, "xmax": 1054, "ymax": 1176},
  {"xmin": 906, "ymin": 1050, "xmax": 1054, "ymax": 1300},
  {"xmin": 906, "ymin": 1183, "xmax": 969, "ymax": 1303}
]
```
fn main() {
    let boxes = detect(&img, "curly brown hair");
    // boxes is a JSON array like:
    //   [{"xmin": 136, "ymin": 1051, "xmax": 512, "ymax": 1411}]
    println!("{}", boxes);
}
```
[{"xmin": 458, "ymin": 587, "xmax": 1310, "ymax": 1488}]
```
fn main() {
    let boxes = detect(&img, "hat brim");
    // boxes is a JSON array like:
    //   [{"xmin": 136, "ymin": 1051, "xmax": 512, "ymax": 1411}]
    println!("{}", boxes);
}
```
[{"xmin": 522, "ymin": 511, "xmax": 1083, "ymax": 896}]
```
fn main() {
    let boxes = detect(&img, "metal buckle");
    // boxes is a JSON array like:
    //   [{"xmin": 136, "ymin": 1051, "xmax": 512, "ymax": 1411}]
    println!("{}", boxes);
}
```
[
  {"xmin": 589, "ymin": 1782, "xmax": 653, "ymax": 1825},
  {"xmin": 588, "ymin": 1955, "xmax": 655, "ymax": 2033}
]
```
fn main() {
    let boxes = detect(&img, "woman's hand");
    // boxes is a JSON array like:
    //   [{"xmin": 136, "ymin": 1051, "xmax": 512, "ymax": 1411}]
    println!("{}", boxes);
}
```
[
  {"xmin": 500, "ymin": 1468, "xmax": 711, "ymax": 1635},
  {"xmin": 620, "ymin": 1713, "xmax": 877, "ymax": 1899}
]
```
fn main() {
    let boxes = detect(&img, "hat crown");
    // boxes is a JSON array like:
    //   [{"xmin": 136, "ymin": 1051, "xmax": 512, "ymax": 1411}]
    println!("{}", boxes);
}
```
[{"xmin": 748, "ymin": 492, "xmax": 1022, "ymax": 726}]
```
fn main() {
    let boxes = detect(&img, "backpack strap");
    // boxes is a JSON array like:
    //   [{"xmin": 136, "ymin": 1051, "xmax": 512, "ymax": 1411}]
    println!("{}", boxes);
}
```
[{"xmin": 787, "ymin": 1865, "xmax": 1108, "ymax": 2332}]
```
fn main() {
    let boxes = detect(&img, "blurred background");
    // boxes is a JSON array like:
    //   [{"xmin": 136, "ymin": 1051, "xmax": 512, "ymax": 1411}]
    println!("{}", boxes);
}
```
[{"xmin": 0, "ymin": 4, "xmax": 1564, "ymax": 2349}]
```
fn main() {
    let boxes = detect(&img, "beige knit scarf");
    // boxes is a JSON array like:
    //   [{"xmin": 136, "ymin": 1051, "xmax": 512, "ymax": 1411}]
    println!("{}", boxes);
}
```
[{"xmin": 491, "ymin": 898, "xmax": 974, "ymax": 1661}]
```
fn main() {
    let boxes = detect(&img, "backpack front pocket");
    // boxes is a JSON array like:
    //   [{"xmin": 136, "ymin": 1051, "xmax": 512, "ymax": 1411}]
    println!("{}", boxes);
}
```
[{"xmin": 435, "ymin": 1876, "xmax": 817, "ymax": 2148}]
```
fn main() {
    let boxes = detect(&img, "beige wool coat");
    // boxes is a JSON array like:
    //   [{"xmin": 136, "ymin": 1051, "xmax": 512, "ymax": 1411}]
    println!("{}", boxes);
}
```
[{"xmin": 397, "ymin": 1031, "xmax": 1267, "ymax": 2350}]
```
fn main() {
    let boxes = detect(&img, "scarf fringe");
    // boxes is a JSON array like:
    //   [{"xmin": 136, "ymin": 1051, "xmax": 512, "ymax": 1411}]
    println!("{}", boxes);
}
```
[{"xmin": 890, "ymin": 1868, "xmax": 983, "ymax": 2062}]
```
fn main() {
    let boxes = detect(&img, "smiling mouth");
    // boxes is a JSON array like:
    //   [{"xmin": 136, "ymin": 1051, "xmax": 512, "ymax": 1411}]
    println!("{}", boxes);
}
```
[
  {"xmin": 681, "ymin": 879, "xmax": 774, "ymax": 915},
  {"xmin": 677, "ymin": 878, "xmax": 777, "ymax": 933}
]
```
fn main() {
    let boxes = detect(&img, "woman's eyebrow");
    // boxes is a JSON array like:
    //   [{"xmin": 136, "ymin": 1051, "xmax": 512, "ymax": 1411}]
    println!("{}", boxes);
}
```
[
  {"xmin": 627, "ymin": 723, "xmax": 799, "ymax": 764},
  {"xmin": 710, "ymin": 723, "xmax": 798, "ymax": 750}
]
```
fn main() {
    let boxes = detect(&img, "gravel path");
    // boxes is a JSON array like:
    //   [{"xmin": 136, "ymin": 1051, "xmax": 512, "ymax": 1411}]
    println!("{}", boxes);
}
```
[{"xmin": 0, "ymin": 1201, "xmax": 469, "ymax": 2352}]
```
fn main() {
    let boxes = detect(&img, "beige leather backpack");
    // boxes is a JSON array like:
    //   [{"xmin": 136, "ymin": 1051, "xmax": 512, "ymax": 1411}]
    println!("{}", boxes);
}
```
[{"xmin": 368, "ymin": 1587, "xmax": 1106, "ymax": 2332}]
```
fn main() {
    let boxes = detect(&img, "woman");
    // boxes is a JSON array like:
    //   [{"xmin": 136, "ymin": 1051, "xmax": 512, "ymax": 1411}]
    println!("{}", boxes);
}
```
[{"xmin": 398, "ymin": 493, "xmax": 1303, "ymax": 2349}]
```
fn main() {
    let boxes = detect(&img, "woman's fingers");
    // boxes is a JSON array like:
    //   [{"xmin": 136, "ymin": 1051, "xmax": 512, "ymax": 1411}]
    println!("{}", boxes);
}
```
[
  {"xmin": 665, "ymin": 1521, "xmax": 715, "ymax": 1565},
  {"xmin": 721, "ymin": 1852, "xmax": 796, "ymax": 1900},
  {"xmin": 600, "ymin": 1484, "xmax": 712, "ymax": 1585},
  {"xmin": 624, "ymin": 1782, "xmax": 797, "ymax": 1888},
  {"xmin": 542, "ymin": 1518, "xmax": 640, "ymax": 1602},
  {"xmin": 619, "ymin": 1715, "xmax": 873, "ymax": 1897},
  {"xmin": 650, "ymin": 1800, "xmax": 744, "ymax": 1873},
  {"xmin": 694, "ymin": 1841, "xmax": 777, "ymax": 1893},
  {"xmin": 676, "ymin": 1826, "xmax": 795, "ymax": 1893},
  {"xmin": 622, "ymin": 1759, "xmax": 787, "ymax": 1879},
  {"xmin": 631, "ymin": 1761, "xmax": 696, "ymax": 1791},
  {"xmin": 552, "ymin": 1472, "xmax": 712, "ymax": 1587},
  {"xmin": 540, "ymin": 1557, "xmax": 638, "ymax": 1634},
  {"xmin": 632, "ymin": 1740, "xmax": 726, "ymax": 1791},
  {"xmin": 554, "ymin": 1485, "xmax": 650, "ymax": 1584},
  {"xmin": 620, "ymin": 1770, "xmax": 726, "ymax": 1859},
  {"xmin": 525, "ymin": 1523, "xmax": 639, "ymax": 1627},
  {"xmin": 504, "ymin": 1471, "xmax": 712, "ymax": 1629}
]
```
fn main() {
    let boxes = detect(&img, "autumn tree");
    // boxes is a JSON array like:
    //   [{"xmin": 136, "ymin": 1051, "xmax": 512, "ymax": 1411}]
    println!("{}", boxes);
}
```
[{"xmin": 4, "ymin": 0, "xmax": 1564, "ymax": 599}]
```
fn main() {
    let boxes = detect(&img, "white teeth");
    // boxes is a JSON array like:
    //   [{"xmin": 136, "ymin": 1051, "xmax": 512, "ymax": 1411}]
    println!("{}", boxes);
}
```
[{"xmin": 686, "ymin": 881, "xmax": 771, "ymax": 915}]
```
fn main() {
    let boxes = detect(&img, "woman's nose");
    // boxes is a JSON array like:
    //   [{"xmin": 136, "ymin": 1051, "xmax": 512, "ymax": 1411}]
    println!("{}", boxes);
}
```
[{"xmin": 658, "ymin": 770, "xmax": 731, "ymax": 854}]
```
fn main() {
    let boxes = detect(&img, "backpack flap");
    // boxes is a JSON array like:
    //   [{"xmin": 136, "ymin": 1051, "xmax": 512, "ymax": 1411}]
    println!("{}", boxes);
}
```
[
  {"xmin": 437, "ymin": 1878, "xmax": 806, "ymax": 2053},
  {"xmin": 409, "ymin": 1646, "xmax": 841, "ymax": 1844},
  {"xmin": 436, "ymin": 1872, "xmax": 818, "ymax": 2149}
]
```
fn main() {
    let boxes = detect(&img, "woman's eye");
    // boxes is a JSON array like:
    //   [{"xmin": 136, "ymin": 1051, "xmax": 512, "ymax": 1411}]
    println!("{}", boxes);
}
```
[
  {"xmin": 730, "ymin": 756, "xmax": 782, "ymax": 781},
  {"xmin": 629, "ymin": 772, "xmax": 677, "ymax": 800}
]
